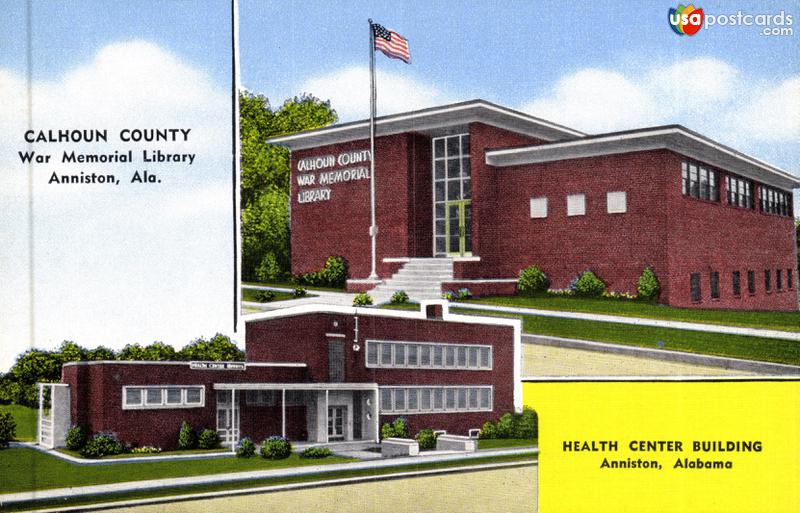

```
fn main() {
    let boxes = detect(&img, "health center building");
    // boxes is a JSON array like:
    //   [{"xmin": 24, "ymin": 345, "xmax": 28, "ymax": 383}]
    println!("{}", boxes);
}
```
[{"xmin": 268, "ymin": 100, "xmax": 799, "ymax": 311}]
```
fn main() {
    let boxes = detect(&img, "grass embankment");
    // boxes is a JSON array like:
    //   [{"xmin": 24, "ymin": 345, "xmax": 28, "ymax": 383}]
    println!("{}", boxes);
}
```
[
  {"xmin": 378, "ymin": 302, "xmax": 421, "ymax": 311},
  {"xmin": 453, "ymin": 307, "xmax": 800, "ymax": 366},
  {"xmin": 241, "ymin": 288, "xmax": 303, "ymax": 303},
  {"xmin": 0, "ymin": 404, "xmax": 37, "ymax": 442},
  {"xmin": 477, "ymin": 438, "xmax": 537, "ymax": 450},
  {"xmin": 242, "ymin": 280, "xmax": 344, "ymax": 293},
  {"xmin": 464, "ymin": 294, "xmax": 800, "ymax": 332},
  {"xmin": 0, "ymin": 448, "xmax": 534, "ymax": 511}
]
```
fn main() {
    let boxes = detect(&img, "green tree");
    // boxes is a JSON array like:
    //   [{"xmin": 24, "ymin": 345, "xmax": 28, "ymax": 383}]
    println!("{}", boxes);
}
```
[
  {"xmin": 117, "ymin": 343, "xmax": 148, "ymax": 361},
  {"xmin": 86, "ymin": 346, "xmax": 116, "ymax": 361},
  {"xmin": 178, "ymin": 334, "xmax": 244, "ymax": 361},
  {"xmin": 240, "ymin": 92, "xmax": 337, "ymax": 280},
  {"xmin": 58, "ymin": 341, "xmax": 87, "ymax": 362},
  {"xmin": 142, "ymin": 341, "xmax": 177, "ymax": 361}
]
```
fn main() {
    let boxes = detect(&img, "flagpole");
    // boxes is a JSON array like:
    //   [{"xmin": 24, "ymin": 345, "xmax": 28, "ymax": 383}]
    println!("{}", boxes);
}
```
[{"xmin": 367, "ymin": 19, "xmax": 378, "ymax": 280}]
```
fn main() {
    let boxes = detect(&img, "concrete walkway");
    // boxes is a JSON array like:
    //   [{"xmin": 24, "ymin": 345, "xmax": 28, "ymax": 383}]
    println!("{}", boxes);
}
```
[
  {"xmin": 0, "ymin": 447, "xmax": 537, "ymax": 506},
  {"xmin": 455, "ymin": 302, "xmax": 800, "ymax": 340},
  {"xmin": 242, "ymin": 285, "xmax": 357, "ymax": 310}
]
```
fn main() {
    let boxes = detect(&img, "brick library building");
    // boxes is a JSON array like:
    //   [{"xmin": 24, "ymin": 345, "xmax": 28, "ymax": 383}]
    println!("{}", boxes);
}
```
[{"xmin": 269, "ymin": 100, "xmax": 799, "ymax": 311}]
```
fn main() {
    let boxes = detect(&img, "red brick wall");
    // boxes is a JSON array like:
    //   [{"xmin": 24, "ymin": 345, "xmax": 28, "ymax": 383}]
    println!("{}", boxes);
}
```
[
  {"xmin": 62, "ymin": 363, "xmax": 306, "ymax": 450},
  {"xmin": 663, "ymin": 154, "xmax": 798, "ymax": 310},
  {"xmin": 476, "ymin": 150, "xmax": 672, "ymax": 297}
]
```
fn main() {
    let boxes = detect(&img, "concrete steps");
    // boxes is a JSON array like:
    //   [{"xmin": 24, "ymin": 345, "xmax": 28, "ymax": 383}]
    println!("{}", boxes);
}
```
[{"xmin": 371, "ymin": 258, "xmax": 454, "ymax": 303}]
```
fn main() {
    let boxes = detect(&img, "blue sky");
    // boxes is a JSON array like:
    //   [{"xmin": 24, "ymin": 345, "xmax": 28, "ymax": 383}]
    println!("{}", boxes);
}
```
[
  {"xmin": 241, "ymin": 0, "xmax": 799, "ymax": 185},
  {"xmin": 0, "ymin": 1, "xmax": 235, "ymax": 371}
]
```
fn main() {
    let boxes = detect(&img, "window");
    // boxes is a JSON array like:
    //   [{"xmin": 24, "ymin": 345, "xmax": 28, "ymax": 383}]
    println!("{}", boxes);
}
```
[
  {"xmin": 765, "ymin": 270, "xmax": 772, "ymax": 292},
  {"xmin": 379, "ymin": 386, "xmax": 492, "ymax": 414},
  {"xmin": 777, "ymin": 269, "xmax": 783, "ymax": 291},
  {"xmin": 567, "ymin": 194, "xmax": 586, "ymax": 216},
  {"xmin": 682, "ymin": 161, "xmax": 719, "ymax": 201},
  {"xmin": 710, "ymin": 272, "xmax": 720, "ymax": 299},
  {"xmin": 433, "ymin": 134, "xmax": 471, "ymax": 256},
  {"xmin": 725, "ymin": 175, "xmax": 754, "ymax": 209},
  {"xmin": 732, "ymin": 271, "xmax": 741, "ymax": 297},
  {"xmin": 760, "ymin": 185, "xmax": 791, "ymax": 216},
  {"xmin": 246, "ymin": 390, "xmax": 277, "ymax": 406},
  {"xmin": 789, "ymin": 269, "xmax": 794, "ymax": 289},
  {"xmin": 123, "ymin": 386, "xmax": 205, "ymax": 409},
  {"xmin": 690, "ymin": 273, "xmax": 701, "ymax": 302},
  {"xmin": 606, "ymin": 191, "xmax": 627, "ymax": 214},
  {"xmin": 367, "ymin": 340, "xmax": 492, "ymax": 370},
  {"xmin": 530, "ymin": 197, "xmax": 547, "ymax": 218}
]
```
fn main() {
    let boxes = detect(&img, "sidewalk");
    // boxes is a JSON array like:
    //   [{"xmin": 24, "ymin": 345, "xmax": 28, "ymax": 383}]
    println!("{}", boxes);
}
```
[
  {"xmin": 454, "ymin": 302, "xmax": 800, "ymax": 341},
  {"xmin": 0, "ymin": 447, "xmax": 537, "ymax": 505}
]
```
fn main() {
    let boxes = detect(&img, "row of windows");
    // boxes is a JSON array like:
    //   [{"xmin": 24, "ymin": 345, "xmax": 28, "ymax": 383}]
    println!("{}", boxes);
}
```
[
  {"xmin": 366, "ymin": 340, "xmax": 492, "ymax": 370},
  {"xmin": 123, "ymin": 386, "xmax": 204, "ymax": 409},
  {"xmin": 379, "ymin": 386, "xmax": 492, "ymax": 414},
  {"xmin": 690, "ymin": 268, "xmax": 795, "ymax": 302},
  {"xmin": 682, "ymin": 160, "xmax": 793, "ymax": 217},
  {"xmin": 530, "ymin": 191, "xmax": 627, "ymax": 219}
]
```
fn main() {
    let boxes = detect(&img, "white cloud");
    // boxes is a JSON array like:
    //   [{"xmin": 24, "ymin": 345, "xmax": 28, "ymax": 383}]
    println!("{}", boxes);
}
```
[
  {"xmin": 0, "ymin": 41, "xmax": 235, "ymax": 372},
  {"xmin": 728, "ymin": 76, "xmax": 800, "ymax": 143},
  {"xmin": 301, "ymin": 65, "xmax": 456, "ymax": 121},
  {"xmin": 646, "ymin": 58, "xmax": 739, "ymax": 111}
]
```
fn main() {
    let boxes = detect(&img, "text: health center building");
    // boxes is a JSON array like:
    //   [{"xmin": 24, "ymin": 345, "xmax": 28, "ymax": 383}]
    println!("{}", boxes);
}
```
[{"xmin": 269, "ymin": 100, "xmax": 799, "ymax": 311}]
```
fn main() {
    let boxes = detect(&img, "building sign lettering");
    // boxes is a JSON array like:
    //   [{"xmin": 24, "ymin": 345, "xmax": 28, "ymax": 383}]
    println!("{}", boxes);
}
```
[
  {"xmin": 189, "ymin": 361, "xmax": 246, "ymax": 370},
  {"xmin": 295, "ymin": 149, "xmax": 371, "ymax": 203}
]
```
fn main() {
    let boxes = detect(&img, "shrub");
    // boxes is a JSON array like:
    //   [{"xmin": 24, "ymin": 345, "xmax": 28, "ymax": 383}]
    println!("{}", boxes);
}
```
[
  {"xmin": 442, "ymin": 291, "xmax": 455, "ymax": 301},
  {"xmin": 352, "ymin": 292, "xmax": 373, "ymax": 306},
  {"xmin": 80, "ymin": 433, "xmax": 124, "ymax": 458},
  {"xmin": 65, "ymin": 425, "xmax": 85, "ymax": 451},
  {"xmin": 456, "ymin": 288, "xmax": 472, "ymax": 300},
  {"xmin": 513, "ymin": 408, "xmax": 538, "ymax": 439},
  {"xmin": 517, "ymin": 265, "xmax": 549, "ymax": 296},
  {"xmin": 236, "ymin": 437, "xmax": 256, "ymax": 458},
  {"xmin": 571, "ymin": 270, "xmax": 606, "ymax": 297},
  {"xmin": 478, "ymin": 421, "xmax": 497, "ymax": 440},
  {"xmin": 300, "ymin": 446, "xmax": 332, "ymax": 459},
  {"xmin": 321, "ymin": 256, "xmax": 349, "ymax": 288},
  {"xmin": 256, "ymin": 290, "xmax": 276, "ymax": 302},
  {"xmin": 198, "ymin": 428, "xmax": 220, "ymax": 450},
  {"xmin": 637, "ymin": 266, "xmax": 661, "ymax": 301},
  {"xmin": 260, "ymin": 436, "xmax": 292, "ymax": 459},
  {"xmin": 130, "ymin": 446, "xmax": 161, "ymax": 454},
  {"xmin": 381, "ymin": 417, "xmax": 410, "ymax": 440},
  {"xmin": 0, "ymin": 412, "xmax": 16, "ymax": 449},
  {"xmin": 415, "ymin": 429, "xmax": 438, "ymax": 450},
  {"xmin": 296, "ymin": 271, "xmax": 323, "ymax": 287},
  {"xmin": 293, "ymin": 287, "xmax": 307, "ymax": 298},
  {"xmin": 254, "ymin": 253, "xmax": 283, "ymax": 282},
  {"xmin": 496, "ymin": 413, "xmax": 515, "ymax": 438},
  {"xmin": 390, "ymin": 290, "xmax": 409, "ymax": 304},
  {"xmin": 178, "ymin": 421, "xmax": 197, "ymax": 450}
]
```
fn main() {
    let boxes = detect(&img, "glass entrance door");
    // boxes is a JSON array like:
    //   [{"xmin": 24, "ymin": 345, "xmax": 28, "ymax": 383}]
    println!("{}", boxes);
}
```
[
  {"xmin": 446, "ymin": 200, "xmax": 472, "ymax": 256},
  {"xmin": 327, "ymin": 405, "xmax": 346, "ymax": 441}
]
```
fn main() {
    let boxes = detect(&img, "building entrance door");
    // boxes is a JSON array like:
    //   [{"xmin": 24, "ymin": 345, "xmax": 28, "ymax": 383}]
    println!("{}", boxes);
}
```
[
  {"xmin": 216, "ymin": 391, "xmax": 240, "ymax": 447},
  {"xmin": 446, "ymin": 200, "xmax": 472, "ymax": 256},
  {"xmin": 328, "ymin": 405, "xmax": 346, "ymax": 441}
]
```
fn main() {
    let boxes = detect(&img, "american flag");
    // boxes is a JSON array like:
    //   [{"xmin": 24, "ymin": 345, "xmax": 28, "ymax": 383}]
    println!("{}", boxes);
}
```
[{"xmin": 371, "ymin": 22, "xmax": 411, "ymax": 64}]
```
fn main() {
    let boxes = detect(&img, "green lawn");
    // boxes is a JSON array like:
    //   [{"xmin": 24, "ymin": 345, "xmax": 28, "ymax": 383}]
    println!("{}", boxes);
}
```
[
  {"xmin": 0, "ymin": 404, "xmax": 37, "ymax": 442},
  {"xmin": 464, "ymin": 295, "xmax": 800, "ymax": 332},
  {"xmin": 242, "ymin": 280, "xmax": 345, "ymax": 293},
  {"xmin": 241, "ymin": 287, "xmax": 308, "ymax": 303},
  {"xmin": 0, "ymin": 447, "xmax": 356, "ymax": 494},
  {"xmin": 453, "ymin": 307, "xmax": 800, "ymax": 366},
  {"xmin": 478, "ymin": 438, "xmax": 537, "ymax": 450},
  {"xmin": 379, "ymin": 302, "xmax": 421, "ymax": 311},
  {"xmin": 2, "ymin": 451, "xmax": 535, "ymax": 512}
]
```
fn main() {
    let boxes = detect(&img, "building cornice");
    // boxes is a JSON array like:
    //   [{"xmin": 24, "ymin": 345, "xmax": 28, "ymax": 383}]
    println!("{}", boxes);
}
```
[{"xmin": 485, "ymin": 125, "xmax": 800, "ymax": 191}]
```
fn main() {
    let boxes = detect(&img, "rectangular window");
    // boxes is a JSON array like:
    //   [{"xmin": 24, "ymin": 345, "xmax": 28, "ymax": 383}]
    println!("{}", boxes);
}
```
[
  {"xmin": 682, "ymin": 161, "xmax": 719, "ymax": 201},
  {"xmin": 566, "ymin": 194, "xmax": 586, "ymax": 216},
  {"xmin": 788, "ymin": 269, "xmax": 794, "ymax": 289},
  {"xmin": 433, "ymin": 133, "xmax": 471, "ymax": 256},
  {"xmin": 690, "ymin": 273, "xmax": 701, "ymax": 302},
  {"xmin": 246, "ymin": 390, "xmax": 277, "ymax": 406},
  {"xmin": 765, "ymin": 270, "xmax": 772, "ymax": 292},
  {"xmin": 710, "ymin": 272, "xmax": 720, "ymax": 299},
  {"xmin": 366, "ymin": 340, "xmax": 492, "ymax": 370},
  {"xmin": 530, "ymin": 197, "xmax": 548, "ymax": 218},
  {"xmin": 777, "ymin": 269, "xmax": 783, "ymax": 291},
  {"xmin": 748, "ymin": 270, "xmax": 756, "ymax": 294},
  {"xmin": 732, "ymin": 271, "xmax": 741, "ymax": 296},
  {"xmin": 760, "ymin": 185, "xmax": 792, "ymax": 216},
  {"xmin": 378, "ymin": 386, "xmax": 493, "ymax": 414},
  {"xmin": 123, "ymin": 386, "xmax": 204, "ymax": 410},
  {"xmin": 606, "ymin": 191, "xmax": 627, "ymax": 214},
  {"xmin": 725, "ymin": 175, "xmax": 754, "ymax": 209}
]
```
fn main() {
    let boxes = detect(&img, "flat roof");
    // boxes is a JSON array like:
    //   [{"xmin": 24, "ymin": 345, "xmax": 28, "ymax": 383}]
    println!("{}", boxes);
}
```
[
  {"xmin": 265, "ymin": 99, "xmax": 585, "ymax": 151},
  {"xmin": 485, "ymin": 125, "xmax": 800, "ymax": 190}
]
